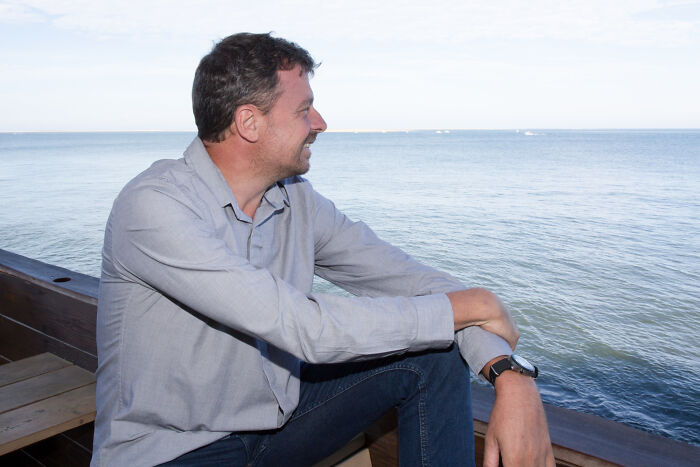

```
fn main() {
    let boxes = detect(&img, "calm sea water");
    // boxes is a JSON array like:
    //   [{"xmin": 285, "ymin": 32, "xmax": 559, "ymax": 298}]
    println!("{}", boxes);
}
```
[{"xmin": 1, "ymin": 130, "xmax": 698, "ymax": 445}]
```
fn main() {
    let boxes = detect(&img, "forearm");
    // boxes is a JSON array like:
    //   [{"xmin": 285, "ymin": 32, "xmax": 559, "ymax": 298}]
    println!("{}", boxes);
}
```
[
  {"xmin": 311, "ymin": 188, "xmax": 519, "ymax": 363},
  {"xmin": 447, "ymin": 288, "xmax": 519, "ymax": 349}
]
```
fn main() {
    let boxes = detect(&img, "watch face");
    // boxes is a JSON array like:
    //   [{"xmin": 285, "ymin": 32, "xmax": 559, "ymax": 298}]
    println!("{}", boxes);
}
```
[{"xmin": 511, "ymin": 354, "xmax": 535, "ymax": 372}]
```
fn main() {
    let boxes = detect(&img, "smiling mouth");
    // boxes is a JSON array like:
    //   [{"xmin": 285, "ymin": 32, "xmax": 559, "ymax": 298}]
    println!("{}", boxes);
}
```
[{"xmin": 304, "ymin": 133, "xmax": 318, "ymax": 148}]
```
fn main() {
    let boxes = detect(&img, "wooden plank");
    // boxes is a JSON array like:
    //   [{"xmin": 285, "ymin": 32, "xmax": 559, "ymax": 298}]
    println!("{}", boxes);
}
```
[
  {"xmin": 365, "ymin": 410, "xmax": 398, "ymax": 467},
  {"xmin": 314, "ymin": 433, "xmax": 367, "ymax": 467},
  {"xmin": 0, "ymin": 249, "xmax": 98, "ymax": 363},
  {"xmin": 0, "ymin": 353, "xmax": 71, "ymax": 388},
  {"xmin": 0, "ymin": 365, "xmax": 95, "ymax": 415},
  {"xmin": 0, "ymin": 316, "xmax": 97, "ymax": 372},
  {"xmin": 336, "ymin": 448, "xmax": 372, "ymax": 467},
  {"xmin": 0, "ymin": 252, "xmax": 98, "ymax": 463},
  {"xmin": 0, "ymin": 248, "xmax": 99, "ymax": 300},
  {"xmin": 0, "ymin": 270, "xmax": 97, "ymax": 356},
  {"xmin": 0, "ymin": 383, "xmax": 96, "ymax": 456},
  {"xmin": 473, "ymin": 419, "xmax": 487, "ymax": 466}
]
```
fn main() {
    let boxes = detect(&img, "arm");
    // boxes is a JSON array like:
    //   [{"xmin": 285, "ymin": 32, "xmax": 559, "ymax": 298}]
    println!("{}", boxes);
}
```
[
  {"xmin": 109, "ymin": 180, "xmax": 455, "ymax": 364},
  {"xmin": 448, "ymin": 288, "xmax": 518, "ymax": 348},
  {"xmin": 311, "ymin": 189, "xmax": 515, "ymax": 371},
  {"xmin": 311, "ymin": 189, "xmax": 554, "ymax": 465}
]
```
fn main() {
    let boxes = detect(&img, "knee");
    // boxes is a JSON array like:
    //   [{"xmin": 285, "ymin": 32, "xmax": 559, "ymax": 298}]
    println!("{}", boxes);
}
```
[{"xmin": 405, "ymin": 344, "xmax": 470, "ymax": 386}]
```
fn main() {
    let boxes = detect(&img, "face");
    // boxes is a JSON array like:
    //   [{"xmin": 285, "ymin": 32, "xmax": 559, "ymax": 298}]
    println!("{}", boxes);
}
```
[{"xmin": 257, "ymin": 66, "xmax": 327, "ymax": 180}]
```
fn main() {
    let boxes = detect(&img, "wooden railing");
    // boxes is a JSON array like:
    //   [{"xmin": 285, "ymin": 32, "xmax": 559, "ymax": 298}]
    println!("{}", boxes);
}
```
[{"xmin": 0, "ymin": 248, "xmax": 698, "ymax": 466}]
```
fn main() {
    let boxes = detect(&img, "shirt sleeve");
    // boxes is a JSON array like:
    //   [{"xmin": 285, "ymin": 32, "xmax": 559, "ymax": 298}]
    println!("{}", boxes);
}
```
[
  {"xmin": 311, "ymin": 188, "xmax": 512, "ymax": 377},
  {"xmin": 108, "ymin": 178, "xmax": 454, "ymax": 364}
]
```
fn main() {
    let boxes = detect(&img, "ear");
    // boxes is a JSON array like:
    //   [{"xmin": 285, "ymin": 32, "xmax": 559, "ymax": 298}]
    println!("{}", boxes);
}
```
[{"xmin": 233, "ymin": 105, "xmax": 261, "ymax": 143}]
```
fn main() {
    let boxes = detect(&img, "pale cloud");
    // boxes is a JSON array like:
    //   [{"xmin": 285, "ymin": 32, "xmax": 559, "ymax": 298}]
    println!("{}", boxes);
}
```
[
  {"xmin": 1, "ymin": 0, "xmax": 698, "ymax": 47},
  {"xmin": 0, "ymin": 1, "xmax": 44, "ymax": 22},
  {"xmin": 0, "ymin": 61, "xmax": 190, "ymax": 80},
  {"xmin": 1, "ymin": 0, "xmax": 698, "ymax": 130}
]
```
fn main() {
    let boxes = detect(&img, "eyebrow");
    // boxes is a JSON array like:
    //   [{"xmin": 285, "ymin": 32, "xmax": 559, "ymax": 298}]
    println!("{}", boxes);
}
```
[{"xmin": 297, "ymin": 97, "xmax": 314, "ymax": 111}]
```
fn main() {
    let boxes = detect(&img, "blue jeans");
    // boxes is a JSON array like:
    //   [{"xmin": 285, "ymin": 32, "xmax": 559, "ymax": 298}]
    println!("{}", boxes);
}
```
[{"xmin": 161, "ymin": 344, "xmax": 475, "ymax": 466}]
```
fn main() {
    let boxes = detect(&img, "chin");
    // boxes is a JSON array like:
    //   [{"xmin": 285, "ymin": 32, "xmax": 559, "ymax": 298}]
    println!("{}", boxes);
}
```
[{"xmin": 278, "ymin": 165, "xmax": 309, "ymax": 180}]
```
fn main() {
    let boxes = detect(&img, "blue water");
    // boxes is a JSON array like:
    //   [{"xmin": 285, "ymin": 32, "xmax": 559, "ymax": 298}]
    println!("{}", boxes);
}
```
[{"xmin": 1, "ymin": 130, "xmax": 698, "ymax": 445}]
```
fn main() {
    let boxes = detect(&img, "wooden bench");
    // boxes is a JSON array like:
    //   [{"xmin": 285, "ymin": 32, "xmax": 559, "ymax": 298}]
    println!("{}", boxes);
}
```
[
  {"xmin": 0, "ymin": 353, "xmax": 96, "ymax": 456},
  {"xmin": 0, "ymin": 351, "xmax": 367, "ymax": 465}
]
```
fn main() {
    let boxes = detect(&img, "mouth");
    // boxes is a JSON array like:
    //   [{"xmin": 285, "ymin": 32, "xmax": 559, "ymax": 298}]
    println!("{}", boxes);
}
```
[
  {"xmin": 303, "ymin": 136, "xmax": 315, "ymax": 154},
  {"xmin": 304, "ymin": 134, "xmax": 317, "ymax": 148}
]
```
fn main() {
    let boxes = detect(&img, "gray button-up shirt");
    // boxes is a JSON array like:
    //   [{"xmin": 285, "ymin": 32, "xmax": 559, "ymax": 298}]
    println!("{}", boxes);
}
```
[{"xmin": 92, "ymin": 138, "xmax": 511, "ymax": 466}]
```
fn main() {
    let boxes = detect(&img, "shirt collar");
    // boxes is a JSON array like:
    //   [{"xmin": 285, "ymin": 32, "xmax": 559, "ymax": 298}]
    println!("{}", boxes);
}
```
[
  {"xmin": 183, "ymin": 137, "xmax": 291, "ymax": 211},
  {"xmin": 264, "ymin": 181, "xmax": 291, "ymax": 210}
]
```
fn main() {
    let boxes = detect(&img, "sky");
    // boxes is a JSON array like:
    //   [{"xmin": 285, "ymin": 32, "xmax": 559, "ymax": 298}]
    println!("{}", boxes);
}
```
[{"xmin": 1, "ymin": 0, "xmax": 699, "ymax": 131}]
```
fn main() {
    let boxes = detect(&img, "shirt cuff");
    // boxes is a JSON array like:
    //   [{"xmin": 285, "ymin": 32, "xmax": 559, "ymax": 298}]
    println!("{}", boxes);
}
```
[
  {"xmin": 455, "ymin": 326, "xmax": 513, "ymax": 382},
  {"xmin": 409, "ymin": 294, "xmax": 455, "ymax": 351}
]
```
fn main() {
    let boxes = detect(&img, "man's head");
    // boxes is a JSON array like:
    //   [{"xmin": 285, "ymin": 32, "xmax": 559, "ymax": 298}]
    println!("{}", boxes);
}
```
[{"xmin": 193, "ymin": 32, "xmax": 317, "ymax": 143}]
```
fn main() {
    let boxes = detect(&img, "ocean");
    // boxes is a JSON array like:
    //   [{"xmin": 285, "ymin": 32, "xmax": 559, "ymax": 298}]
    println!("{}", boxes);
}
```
[{"xmin": 1, "ymin": 129, "xmax": 698, "ymax": 446}]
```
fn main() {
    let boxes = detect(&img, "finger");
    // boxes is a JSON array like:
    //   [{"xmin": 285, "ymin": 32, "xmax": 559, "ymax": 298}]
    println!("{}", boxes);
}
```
[{"xmin": 482, "ymin": 433, "xmax": 500, "ymax": 467}]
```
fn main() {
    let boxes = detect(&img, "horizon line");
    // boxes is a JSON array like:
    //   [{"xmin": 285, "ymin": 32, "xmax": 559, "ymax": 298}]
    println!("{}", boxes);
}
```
[{"xmin": 2, "ymin": 127, "xmax": 700, "ymax": 134}]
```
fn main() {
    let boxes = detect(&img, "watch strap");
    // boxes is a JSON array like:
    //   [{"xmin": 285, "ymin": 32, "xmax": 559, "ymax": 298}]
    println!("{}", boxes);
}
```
[
  {"xmin": 488, "ymin": 357, "xmax": 513, "ymax": 385},
  {"xmin": 488, "ymin": 355, "xmax": 539, "ymax": 385}
]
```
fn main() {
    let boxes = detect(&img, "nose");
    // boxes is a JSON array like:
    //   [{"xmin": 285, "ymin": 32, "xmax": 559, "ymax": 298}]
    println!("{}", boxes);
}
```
[{"xmin": 310, "ymin": 106, "xmax": 327, "ymax": 133}]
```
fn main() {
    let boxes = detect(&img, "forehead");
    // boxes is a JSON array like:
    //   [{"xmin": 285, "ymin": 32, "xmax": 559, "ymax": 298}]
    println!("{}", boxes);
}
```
[{"xmin": 275, "ymin": 66, "xmax": 313, "ymax": 105}]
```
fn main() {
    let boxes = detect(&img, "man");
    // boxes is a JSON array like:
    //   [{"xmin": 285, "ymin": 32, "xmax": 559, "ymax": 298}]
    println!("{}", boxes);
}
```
[{"xmin": 93, "ymin": 33, "xmax": 553, "ymax": 466}]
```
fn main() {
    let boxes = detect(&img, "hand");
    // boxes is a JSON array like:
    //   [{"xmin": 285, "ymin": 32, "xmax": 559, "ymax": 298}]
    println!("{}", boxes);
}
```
[
  {"xmin": 447, "ymin": 288, "xmax": 519, "ymax": 349},
  {"xmin": 482, "ymin": 369, "xmax": 555, "ymax": 467}
]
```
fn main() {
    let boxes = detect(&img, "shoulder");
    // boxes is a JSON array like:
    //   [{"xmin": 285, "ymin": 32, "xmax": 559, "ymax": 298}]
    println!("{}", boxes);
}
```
[
  {"xmin": 111, "ymin": 158, "xmax": 206, "ymax": 224},
  {"xmin": 119, "ymin": 157, "xmax": 188, "ymax": 192}
]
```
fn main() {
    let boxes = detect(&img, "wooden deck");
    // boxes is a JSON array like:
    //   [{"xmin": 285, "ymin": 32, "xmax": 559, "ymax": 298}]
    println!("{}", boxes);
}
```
[
  {"xmin": 1, "ymin": 248, "xmax": 698, "ymax": 466},
  {"xmin": 0, "ymin": 353, "xmax": 96, "ymax": 456}
]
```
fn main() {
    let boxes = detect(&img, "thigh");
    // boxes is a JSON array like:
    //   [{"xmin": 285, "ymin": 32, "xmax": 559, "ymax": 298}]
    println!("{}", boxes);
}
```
[{"xmin": 253, "ymin": 344, "xmax": 469, "ymax": 466}]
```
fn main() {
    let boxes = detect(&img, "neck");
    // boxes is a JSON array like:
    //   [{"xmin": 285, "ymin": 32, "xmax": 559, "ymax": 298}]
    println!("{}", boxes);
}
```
[{"xmin": 204, "ymin": 138, "xmax": 272, "ymax": 219}]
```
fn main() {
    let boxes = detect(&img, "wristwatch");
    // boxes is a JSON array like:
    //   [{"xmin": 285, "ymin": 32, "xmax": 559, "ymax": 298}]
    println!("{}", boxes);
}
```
[{"xmin": 488, "ymin": 354, "xmax": 538, "ymax": 385}]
